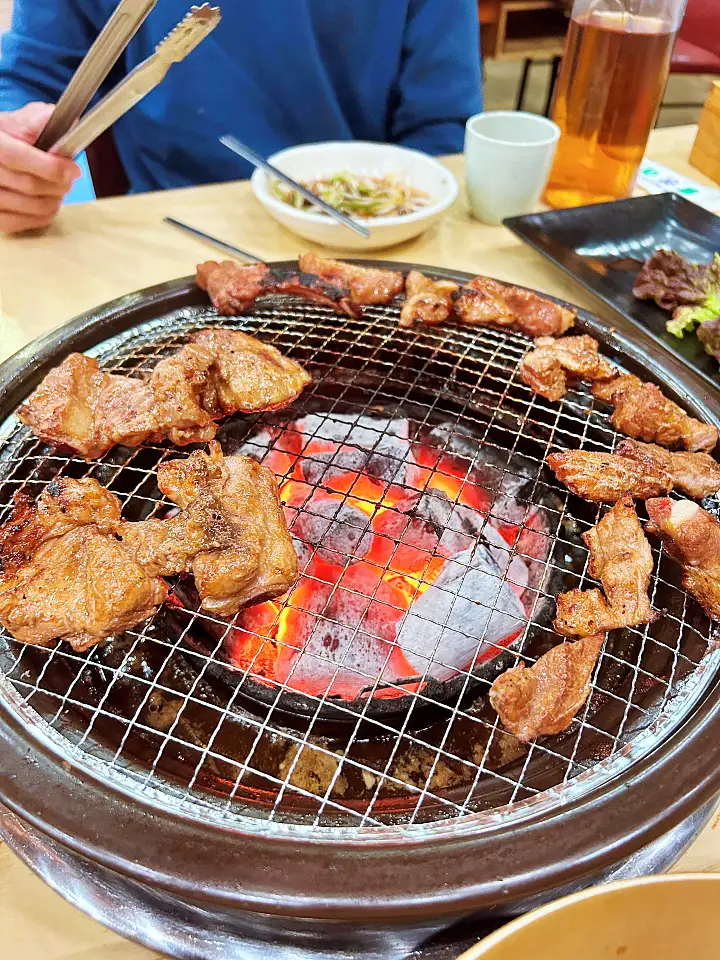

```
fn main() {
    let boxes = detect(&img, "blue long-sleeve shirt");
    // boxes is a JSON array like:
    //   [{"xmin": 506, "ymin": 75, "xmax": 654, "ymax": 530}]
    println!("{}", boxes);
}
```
[{"xmin": 0, "ymin": 1, "xmax": 482, "ymax": 193}]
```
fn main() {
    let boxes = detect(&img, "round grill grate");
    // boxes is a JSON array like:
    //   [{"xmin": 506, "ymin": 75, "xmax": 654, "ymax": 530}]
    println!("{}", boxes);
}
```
[{"xmin": 0, "ymin": 284, "xmax": 718, "ymax": 838}]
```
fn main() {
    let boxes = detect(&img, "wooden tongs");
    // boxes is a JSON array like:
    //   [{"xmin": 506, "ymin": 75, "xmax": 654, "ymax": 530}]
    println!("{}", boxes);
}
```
[{"xmin": 35, "ymin": 1, "xmax": 221, "ymax": 159}]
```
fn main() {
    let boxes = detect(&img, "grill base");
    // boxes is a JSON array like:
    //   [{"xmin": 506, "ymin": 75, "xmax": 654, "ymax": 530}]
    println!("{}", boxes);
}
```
[{"xmin": 2, "ymin": 800, "xmax": 712, "ymax": 960}]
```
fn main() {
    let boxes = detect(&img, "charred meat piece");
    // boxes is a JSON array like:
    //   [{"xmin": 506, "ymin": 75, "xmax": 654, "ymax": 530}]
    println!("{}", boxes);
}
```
[
  {"xmin": 616, "ymin": 440, "xmax": 720, "ymax": 500},
  {"xmin": 156, "ymin": 441, "xmax": 297, "ymax": 615},
  {"xmin": 399, "ymin": 270, "xmax": 459, "ymax": 328},
  {"xmin": 454, "ymin": 277, "xmax": 576, "ymax": 337},
  {"xmin": 501, "ymin": 286, "xmax": 576, "ymax": 338},
  {"xmin": 453, "ymin": 277, "xmax": 515, "ymax": 327},
  {"xmin": 0, "ymin": 479, "xmax": 166, "ymax": 650},
  {"xmin": 698, "ymin": 317, "xmax": 720, "ymax": 362},
  {"xmin": 592, "ymin": 373, "xmax": 718, "ymax": 453},
  {"xmin": 520, "ymin": 335, "xmax": 617, "ymax": 401},
  {"xmin": 17, "ymin": 354, "xmax": 158, "ymax": 459},
  {"xmin": 546, "ymin": 450, "xmax": 672, "ymax": 502},
  {"xmin": 187, "ymin": 328, "xmax": 311, "ymax": 415},
  {"xmin": 646, "ymin": 498, "xmax": 720, "ymax": 621},
  {"xmin": 298, "ymin": 252, "xmax": 404, "ymax": 305},
  {"xmin": 120, "ymin": 493, "xmax": 237, "ymax": 577},
  {"xmin": 0, "ymin": 477, "xmax": 121, "ymax": 571},
  {"xmin": 196, "ymin": 261, "xmax": 269, "ymax": 314},
  {"xmin": 196, "ymin": 260, "xmax": 358, "ymax": 316},
  {"xmin": 632, "ymin": 249, "xmax": 708, "ymax": 311},
  {"xmin": 554, "ymin": 498, "xmax": 657, "ymax": 637},
  {"xmin": 18, "ymin": 330, "xmax": 311, "ymax": 459},
  {"xmin": 490, "ymin": 633, "xmax": 605, "ymax": 741}
]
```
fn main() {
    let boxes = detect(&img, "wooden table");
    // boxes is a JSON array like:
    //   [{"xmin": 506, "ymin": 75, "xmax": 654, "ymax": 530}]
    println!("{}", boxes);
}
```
[{"xmin": 1, "ymin": 124, "xmax": 719, "ymax": 959}]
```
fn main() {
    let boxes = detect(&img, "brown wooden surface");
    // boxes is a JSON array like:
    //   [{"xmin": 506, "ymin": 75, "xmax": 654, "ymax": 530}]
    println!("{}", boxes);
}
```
[
  {"xmin": 0, "ymin": 124, "xmax": 718, "ymax": 958},
  {"xmin": 690, "ymin": 81, "xmax": 720, "ymax": 185}
]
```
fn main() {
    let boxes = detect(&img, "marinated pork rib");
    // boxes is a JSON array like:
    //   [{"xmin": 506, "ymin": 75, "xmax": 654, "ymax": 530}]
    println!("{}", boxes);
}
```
[
  {"xmin": 18, "ymin": 330, "xmax": 311, "ymax": 459},
  {"xmin": 196, "ymin": 260, "xmax": 359, "ymax": 316},
  {"xmin": 153, "ymin": 442, "xmax": 297, "ymax": 615},
  {"xmin": 520, "ymin": 335, "xmax": 617, "ymax": 401},
  {"xmin": 398, "ymin": 270, "xmax": 459, "ymax": 328},
  {"xmin": 490, "ymin": 633, "xmax": 605, "ymax": 741},
  {"xmin": 0, "ymin": 479, "xmax": 166, "ymax": 651},
  {"xmin": 616, "ymin": 440, "xmax": 720, "ymax": 500},
  {"xmin": 592, "ymin": 373, "xmax": 718, "ymax": 453},
  {"xmin": 554, "ymin": 498, "xmax": 657, "ymax": 637},
  {"xmin": 454, "ymin": 277, "xmax": 576, "ymax": 337},
  {"xmin": 645, "ymin": 498, "xmax": 720, "ymax": 621},
  {"xmin": 298, "ymin": 253, "xmax": 405, "ymax": 306},
  {"xmin": 546, "ymin": 450, "xmax": 672, "ymax": 502},
  {"xmin": 119, "ymin": 493, "xmax": 238, "ymax": 577}
]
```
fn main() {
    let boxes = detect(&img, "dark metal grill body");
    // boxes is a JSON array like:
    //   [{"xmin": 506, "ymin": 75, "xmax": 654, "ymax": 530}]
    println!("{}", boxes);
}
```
[{"xmin": 0, "ymin": 263, "xmax": 719, "ymax": 957}]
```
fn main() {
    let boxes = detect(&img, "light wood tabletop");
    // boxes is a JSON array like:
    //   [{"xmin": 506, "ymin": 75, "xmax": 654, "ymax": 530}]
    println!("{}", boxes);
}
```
[{"xmin": 0, "ymin": 123, "xmax": 719, "ymax": 959}]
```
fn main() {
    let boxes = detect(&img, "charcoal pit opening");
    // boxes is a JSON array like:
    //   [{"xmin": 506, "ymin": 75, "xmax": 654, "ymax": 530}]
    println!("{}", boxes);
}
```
[{"xmin": 0, "ymin": 267, "xmax": 718, "ymax": 835}]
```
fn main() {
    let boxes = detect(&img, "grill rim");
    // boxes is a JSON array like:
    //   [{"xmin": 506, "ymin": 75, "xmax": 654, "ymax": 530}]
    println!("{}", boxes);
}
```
[{"xmin": 0, "ymin": 262, "xmax": 719, "ymax": 920}]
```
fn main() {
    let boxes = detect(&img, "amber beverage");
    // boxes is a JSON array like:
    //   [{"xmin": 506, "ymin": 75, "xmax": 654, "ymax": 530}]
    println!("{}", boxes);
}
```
[{"xmin": 544, "ymin": 7, "xmax": 678, "ymax": 208}]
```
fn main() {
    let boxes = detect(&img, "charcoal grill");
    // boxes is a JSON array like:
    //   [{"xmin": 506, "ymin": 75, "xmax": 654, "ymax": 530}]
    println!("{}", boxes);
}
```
[{"xmin": 0, "ymin": 260, "xmax": 719, "ymax": 960}]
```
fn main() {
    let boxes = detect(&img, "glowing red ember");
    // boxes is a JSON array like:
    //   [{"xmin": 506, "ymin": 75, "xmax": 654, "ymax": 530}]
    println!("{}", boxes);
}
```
[{"xmin": 226, "ymin": 415, "xmax": 546, "ymax": 700}]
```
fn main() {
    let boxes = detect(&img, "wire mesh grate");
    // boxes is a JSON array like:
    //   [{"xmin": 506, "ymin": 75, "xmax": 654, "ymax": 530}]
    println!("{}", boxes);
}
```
[{"xmin": 0, "ymin": 292, "xmax": 718, "ymax": 835}]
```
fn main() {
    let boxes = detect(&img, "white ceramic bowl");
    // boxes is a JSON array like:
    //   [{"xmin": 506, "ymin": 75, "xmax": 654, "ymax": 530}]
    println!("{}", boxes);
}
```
[{"xmin": 251, "ymin": 141, "xmax": 459, "ymax": 251}]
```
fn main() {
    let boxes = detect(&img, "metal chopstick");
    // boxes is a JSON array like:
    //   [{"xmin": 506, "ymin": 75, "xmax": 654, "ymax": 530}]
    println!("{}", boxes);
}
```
[
  {"xmin": 35, "ymin": 0, "xmax": 158, "ymax": 152},
  {"xmin": 164, "ymin": 217, "xmax": 262, "ymax": 261},
  {"xmin": 219, "ymin": 134, "xmax": 371, "ymax": 239}
]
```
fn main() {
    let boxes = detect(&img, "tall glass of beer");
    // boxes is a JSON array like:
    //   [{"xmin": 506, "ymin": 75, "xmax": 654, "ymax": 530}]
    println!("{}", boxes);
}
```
[{"xmin": 544, "ymin": 0, "xmax": 686, "ymax": 208}]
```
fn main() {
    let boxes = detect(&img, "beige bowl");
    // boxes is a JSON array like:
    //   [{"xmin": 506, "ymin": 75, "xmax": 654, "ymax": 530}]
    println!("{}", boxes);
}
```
[{"xmin": 459, "ymin": 875, "xmax": 720, "ymax": 960}]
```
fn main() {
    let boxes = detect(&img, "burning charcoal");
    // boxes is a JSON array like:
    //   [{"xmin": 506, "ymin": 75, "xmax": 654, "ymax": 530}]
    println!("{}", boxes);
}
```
[
  {"xmin": 295, "ymin": 414, "xmax": 416, "ymax": 486},
  {"xmin": 275, "ymin": 619, "xmax": 415, "ymax": 699},
  {"xmin": 395, "ymin": 544, "xmax": 527, "ymax": 681},
  {"xmin": 480, "ymin": 522, "xmax": 530, "ymax": 591},
  {"xmin": 290, "ymin": 493, "xmax": 373, "ymax": 564}
]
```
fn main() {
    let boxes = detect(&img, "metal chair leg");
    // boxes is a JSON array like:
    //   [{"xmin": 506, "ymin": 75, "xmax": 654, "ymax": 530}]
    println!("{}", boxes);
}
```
[
  {"xmin": 544, "ymin": 55, "xmax": 561, "ymax": 117},
  {"xmin": 515, "ymin": 58, "xmax": 531, "ymax": 111}
]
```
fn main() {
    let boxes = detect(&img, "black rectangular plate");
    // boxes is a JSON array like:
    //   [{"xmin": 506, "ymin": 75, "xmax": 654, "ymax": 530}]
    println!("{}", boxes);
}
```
[{"xmin": 505, "ymin": 193, "xmax": 720, "ymax": 387}]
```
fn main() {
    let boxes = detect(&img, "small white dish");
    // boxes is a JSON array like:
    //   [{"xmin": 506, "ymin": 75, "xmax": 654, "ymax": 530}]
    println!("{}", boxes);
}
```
[{"xmin": 251, "ymin": 141, "xmax": 458, "ymax": 251}]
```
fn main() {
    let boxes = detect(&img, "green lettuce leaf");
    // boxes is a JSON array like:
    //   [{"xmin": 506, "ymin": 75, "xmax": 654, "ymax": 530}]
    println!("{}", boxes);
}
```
[{"xmin": 666, "ymin": 254, "xmax": 720, "ymax": 338}]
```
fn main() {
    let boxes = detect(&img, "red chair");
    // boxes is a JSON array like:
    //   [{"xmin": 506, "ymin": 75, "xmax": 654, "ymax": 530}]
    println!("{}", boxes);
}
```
[{"xmin": 671, "ymin": 0, "xmax": 720, "ymax": 75}]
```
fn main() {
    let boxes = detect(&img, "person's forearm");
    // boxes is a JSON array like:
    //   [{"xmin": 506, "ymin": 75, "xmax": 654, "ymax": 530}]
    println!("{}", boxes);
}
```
[
  {"xmin": 396, "ymin": 119, "xmax": 468, "ymax": 156},
  {"xmin": 390, "ymin": 0, "xmax": 482, "ymax": 155},
  {"xmin": 0, "ymin": 0, "xmax": 99, "ymax": 112}
]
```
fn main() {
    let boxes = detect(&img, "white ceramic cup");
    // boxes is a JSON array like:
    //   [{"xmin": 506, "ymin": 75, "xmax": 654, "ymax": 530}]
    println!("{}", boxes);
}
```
[{"xmin": 464, "ymin": 111, "xmax": 560, "ymax": 225}]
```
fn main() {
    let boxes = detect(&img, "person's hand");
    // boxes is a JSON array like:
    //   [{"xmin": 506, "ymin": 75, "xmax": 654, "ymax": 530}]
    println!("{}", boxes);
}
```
[{"xmin": 0, "ymin": 103, "xmax": 82, "ymax": 234}]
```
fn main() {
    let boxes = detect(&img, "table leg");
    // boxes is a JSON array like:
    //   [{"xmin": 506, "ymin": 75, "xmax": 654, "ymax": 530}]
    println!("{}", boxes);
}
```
[
  {"xmin": 544, "ymin": 55, "xmax": 561, "ymax": 117},
  {"xmin": 515, "ymin": 58, "xmax": 532, "ymax": 111}
]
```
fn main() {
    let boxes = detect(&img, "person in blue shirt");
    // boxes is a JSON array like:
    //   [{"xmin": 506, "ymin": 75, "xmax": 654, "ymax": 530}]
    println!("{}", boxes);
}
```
[{"xmin": 0, "ymin": 0, "xmax": 482, "ymax": 234}]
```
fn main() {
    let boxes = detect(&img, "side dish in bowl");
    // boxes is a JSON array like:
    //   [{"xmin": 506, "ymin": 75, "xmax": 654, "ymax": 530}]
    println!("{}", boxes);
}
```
[{"xmin": 251, "ymin": 141, "xmax": 458, "ymax": 250}]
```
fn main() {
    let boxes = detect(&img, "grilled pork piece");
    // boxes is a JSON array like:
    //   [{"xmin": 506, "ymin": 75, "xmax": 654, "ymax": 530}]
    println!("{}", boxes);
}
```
[
  {"xmin": 298, "ymin": 253, "xmax": 404, "ymax": 306},
  {"xmin": 154, "ymin": 442, "xmax": 297, "ymax": 615},
  {"xmin": 490, "ymin": 633, "xmax": 605, "ymax": 741},
  {"xmin": 520, "ymin": 335, "xmax": 617, "ymax": 401},
  {"xmin": 615, "ymin": 440, "xmax": 720, "ymax": 500},
  {"xmin": 0, "ymin": 479, "xmax": 166, "ymax": 650},
  {"xmin": 120, "ymin": 493, "xmax": 238, "ymax": 577},
  {"xmin": 546, "ymin": 450, "xmax": 672, "ymax": 502},
  {"xmin": 196, "ymin": 260, "xmax": 359, "ymax": 316},
  {"xmin": 646, "ymin": 498, "xmax": 720, "ymax": 621},
  {"xmin": 454, "ymin": 277, "xmax": 576, "ymax": 337},
  {"xmin": 18, "ymin": 330, "xmax": 311, "ymax": 460},
  {"xmin": 592, "ymin": 373, "xmax": 717, "ymax": 453},
  {"xmin": 398, "ymin": 270, "xmax": 459, "ymax": 328},
  {"xmin": 554, "ymin": 498, "xmax": 657, "ymax": 637}
]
